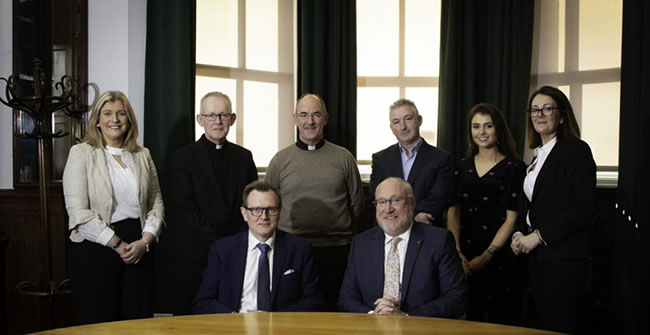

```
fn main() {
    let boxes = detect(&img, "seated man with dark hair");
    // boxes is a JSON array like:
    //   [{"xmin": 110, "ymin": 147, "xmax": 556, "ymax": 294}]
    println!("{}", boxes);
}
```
[
  {"xmin": 193, "ymin": 181, "xmax": 322, "ymax": 313},
  {"xmin": 339, "ymin": 177, "xmax": 466, "ymax": 318}
]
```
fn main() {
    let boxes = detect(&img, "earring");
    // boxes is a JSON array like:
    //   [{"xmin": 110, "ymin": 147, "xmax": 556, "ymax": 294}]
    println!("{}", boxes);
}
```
[{"xmin": 96, "ymin": 124, "xmax": 100, "ymax": 127}]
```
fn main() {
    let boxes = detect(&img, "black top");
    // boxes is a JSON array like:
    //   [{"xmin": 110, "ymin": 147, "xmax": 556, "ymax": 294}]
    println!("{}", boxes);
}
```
[{"xmin": 453, "ymin": 156, "xmax": 525, "ymax": 259}]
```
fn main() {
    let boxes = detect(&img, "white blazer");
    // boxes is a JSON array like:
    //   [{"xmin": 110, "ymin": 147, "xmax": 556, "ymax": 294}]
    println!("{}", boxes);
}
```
[{"xmin": 62, "ymin": 142, "xmax": 164, "ymax": 242}]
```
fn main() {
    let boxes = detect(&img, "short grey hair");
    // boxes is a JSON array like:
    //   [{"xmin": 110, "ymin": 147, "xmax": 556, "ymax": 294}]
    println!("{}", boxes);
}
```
[{"xmin": 389, "ymin": 98, "xmax": 419, "ymax": 116}]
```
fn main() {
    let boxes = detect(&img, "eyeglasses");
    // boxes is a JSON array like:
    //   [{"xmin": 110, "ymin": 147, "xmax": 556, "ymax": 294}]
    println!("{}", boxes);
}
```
[
  {"xmin": 200, "ymin": 113, "xmax": 232, "ymax": 122},
  {"xmin": 372, "ymin": 196, "xmax": 413, "ymax": 208},
  {"xmin": 244, "ymin": 206, "xmax": 280, "ymax": 217},
  {"xmin": 527, "ymin": 106, "xmax": 558, "ymax": 117}
]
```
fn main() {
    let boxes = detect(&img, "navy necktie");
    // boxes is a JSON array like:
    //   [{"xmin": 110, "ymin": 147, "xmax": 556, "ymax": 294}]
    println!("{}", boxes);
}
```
[{"xmin": 256, "ymin": 243, "xmax": 271, "ymax": 311}]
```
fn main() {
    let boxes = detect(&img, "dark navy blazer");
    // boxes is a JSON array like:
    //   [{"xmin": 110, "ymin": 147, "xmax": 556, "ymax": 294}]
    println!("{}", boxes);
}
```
[
  {"xmin": 338, "ymin": 223, "xmax": 466, "ymax": 318},
  {"xmin": 193, "ymin": 230, "xmax": 323, "ymax": 313}
]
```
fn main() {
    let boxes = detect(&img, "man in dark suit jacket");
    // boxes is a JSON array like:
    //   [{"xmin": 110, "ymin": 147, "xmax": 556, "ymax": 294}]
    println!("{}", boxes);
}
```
[
  {"xmin": 193, "ymin": 181, "xmax": 322, "ymax": 313},
  {"xmin": 339, "ymin": 177, "xmax": 466, "ymax": 318},
  {"xmin": 369, "ymin": 99, "xmax": 452, "ymax": 227},
  {"xmin": 171, "ymin": 92, "xmax": 258, "ymax": 315}
]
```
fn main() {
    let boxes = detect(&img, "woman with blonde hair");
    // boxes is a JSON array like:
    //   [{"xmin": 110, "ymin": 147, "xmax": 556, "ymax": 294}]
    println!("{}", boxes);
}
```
[{"xmin": 63, "ymin": 91, "xmax": 164, "ymax": 324}]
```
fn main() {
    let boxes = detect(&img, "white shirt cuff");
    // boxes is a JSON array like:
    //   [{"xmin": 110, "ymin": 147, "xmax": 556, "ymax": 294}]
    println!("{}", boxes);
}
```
[
  {"xmin": 142, "ymin": 215, "xmax": 162, "ymax": 239},
  {"xmin": 76, "ymin": 217, "xmax": 115, "ymax": 246}
]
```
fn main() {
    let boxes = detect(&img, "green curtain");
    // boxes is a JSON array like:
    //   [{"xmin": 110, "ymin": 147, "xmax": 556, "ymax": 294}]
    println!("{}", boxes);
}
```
[
  {"xmin": 438, "ymin": 0, "xmax": 534, "ymax": 159},
  {"xmin": 298, "ymin": 0, "xmax": 357, "ymax": 156},
  {"xmin": 143, "ymin": 0, "xmax": 196, "ymax": 313},
  {"xmin": 614, "ymin": 0, "xmax": 650, "ymax": 333}
]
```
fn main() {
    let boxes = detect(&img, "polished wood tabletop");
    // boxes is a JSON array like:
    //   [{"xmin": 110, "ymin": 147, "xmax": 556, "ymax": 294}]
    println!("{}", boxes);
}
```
[{"xmin": 32, "ymin": 312, "xmax": 561, "ymax": 334}]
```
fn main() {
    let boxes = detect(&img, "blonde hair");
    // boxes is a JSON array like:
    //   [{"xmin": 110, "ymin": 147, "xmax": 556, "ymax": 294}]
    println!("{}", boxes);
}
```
[{"xmin": 85, "ymin": 91, "xmax": 141, "ymax": 152}]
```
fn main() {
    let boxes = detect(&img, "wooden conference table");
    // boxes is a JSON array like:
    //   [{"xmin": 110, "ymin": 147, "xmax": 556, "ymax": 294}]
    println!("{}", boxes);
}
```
[{"xmin": 32, "ymin": 312, "xmax": 560, "ymax": 334}]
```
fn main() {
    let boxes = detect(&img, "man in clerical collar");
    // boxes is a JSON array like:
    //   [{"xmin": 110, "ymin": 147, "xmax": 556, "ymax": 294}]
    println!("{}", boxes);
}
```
[
  {"xmin": 265, "ymin": 93, "xmax": 364, "ymax": 311},
  {"xmin": 170, "ymin": 91, "xmax": 258, "ymax": 315},
  {"xmin": 193, "ymin": 180, "xmax": 322, "ymax": 313},
  {"xmin": 369, "ymin": 98, "xmax": 453, "ymax": 227}
]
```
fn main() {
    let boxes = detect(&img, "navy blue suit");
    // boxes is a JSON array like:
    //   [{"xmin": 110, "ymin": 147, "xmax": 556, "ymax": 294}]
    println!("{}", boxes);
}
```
[
  {"xmin": 338, "ymin": 223, "xmax": 466, "ymax": 318},
  {"xmin": 370, "ymin": 140, "xmax": 453, "ymax": 225},
  {"xmin": 193, "ymin": 230, "xmax": 322, "ymax": 313}
]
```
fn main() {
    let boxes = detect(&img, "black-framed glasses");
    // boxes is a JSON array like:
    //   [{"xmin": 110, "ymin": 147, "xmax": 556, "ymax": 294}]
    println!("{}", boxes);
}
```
[
  {"xmin": 244, "ymin": 206, "xmax": 280, "ymax": 217},
  {"xmin": 527, "ymin": 106, "xmax": 558, "ymax": 117},
  {"xmin": 201, "ymin": 113, "xmax": 232, "ymax": 122},
  {"xmin": 372, "ymin": 196, "xmax": 413, "ymax": 208}
]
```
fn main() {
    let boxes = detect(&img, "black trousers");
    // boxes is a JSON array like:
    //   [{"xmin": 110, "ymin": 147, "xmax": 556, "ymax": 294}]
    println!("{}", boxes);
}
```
[
  {"xmin": 69, "ymin": 218, "xmax": 153, "ymax": 325},
  {"xmin": 312, "ymin": 245, "xmax": 350, "ymax": 312},
  {"xmin": 529, "ymin": 256, "xmax": 588, "ymax": 334}
]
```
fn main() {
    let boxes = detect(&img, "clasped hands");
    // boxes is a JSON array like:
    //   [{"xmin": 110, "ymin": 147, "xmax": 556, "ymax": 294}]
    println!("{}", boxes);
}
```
[
  {"xmin": 374, "ymin": 298, "xmax": 407, "ymax": 315},
  {"xmin": 510, "ymin": 232, "xmax": 541, "ymax": 255},
  {"xmin": 113, "ymin": 233, "xmax": 154, "ymax": 264}
]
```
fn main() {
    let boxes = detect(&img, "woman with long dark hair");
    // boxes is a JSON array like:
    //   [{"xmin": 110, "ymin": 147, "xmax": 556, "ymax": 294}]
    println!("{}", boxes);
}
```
[
  {"xmin": 448, "ymin": 103, "xmax": 525, "ymax": 324},
  {"xmin": 511, "ymin": 86, "xmax": 596, "ymax": 333}
]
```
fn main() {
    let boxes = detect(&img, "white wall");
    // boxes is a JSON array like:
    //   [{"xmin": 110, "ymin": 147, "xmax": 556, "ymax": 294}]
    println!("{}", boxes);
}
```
[
  {"xmin": 0, "ymin": 0, "xmax": 147, "ymax": 189},
  {"xmin": 0, "ymin": 0, "xmax": 13, "ymax": 189},
  {"xmin": 89, "ymin": 0, "xmax": 147, "ymax": 142}
]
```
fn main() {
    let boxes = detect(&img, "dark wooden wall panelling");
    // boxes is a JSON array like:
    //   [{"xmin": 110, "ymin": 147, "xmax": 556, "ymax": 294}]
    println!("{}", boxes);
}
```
[{"xmin": 0, "ymin": 186, "xmax": 73, "ymax": 334}]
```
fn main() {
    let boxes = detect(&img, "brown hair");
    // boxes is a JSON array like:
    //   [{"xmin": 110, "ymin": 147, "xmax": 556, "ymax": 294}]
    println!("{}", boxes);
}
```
[
  {"xmin": 526, "ymin": 86, "xmax": 581, "ymax": 149},
  {"xmin": 85, "ymin": 91, "xmax": 141, "ymax": 152},
  {"xmin": 467, "ymin": 103, "xmax": 518, "ymax": 158},
  {"xmin": 241, "ymin": 180, "xmax": 282, "ymax": 209}
]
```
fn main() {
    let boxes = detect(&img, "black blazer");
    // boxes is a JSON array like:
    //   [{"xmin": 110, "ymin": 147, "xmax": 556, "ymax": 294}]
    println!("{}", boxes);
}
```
[
  {"xmin": 369, "ymin": 139, "xmax": 453, "ymax": 224},
  {"xmin": 516, "ymin": 137, "xmax": 596, "ymax": 261},
  {"xmin": 171, "ymin": 136, "xmax": 258, "ymax": 261}
]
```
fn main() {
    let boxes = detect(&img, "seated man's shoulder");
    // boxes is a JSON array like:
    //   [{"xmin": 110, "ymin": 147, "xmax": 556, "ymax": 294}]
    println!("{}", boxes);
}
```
[
  {"xmin": 209, "ymin": 232, "xmax": 246, "ymax": 252},
  {"xmin": 277, "ymin": 230, "xmax": 311, "ymax": 248},
  {"xmin": 352, "ymin": 226, "xmax": 382, "ymax": 243},
  {"xmin": 415, "ymin": 223, "xmax": 451, "ymax": 240}
]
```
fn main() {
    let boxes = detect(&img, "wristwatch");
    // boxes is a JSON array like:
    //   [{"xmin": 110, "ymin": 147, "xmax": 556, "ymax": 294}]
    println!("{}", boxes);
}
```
[
  {"xmin": 112, "ymin": 238, "xmax": 122, "ymax": 249},
  {"xmin": 487, "ymin": 245, "xmax": 498, "ymax": 255}
]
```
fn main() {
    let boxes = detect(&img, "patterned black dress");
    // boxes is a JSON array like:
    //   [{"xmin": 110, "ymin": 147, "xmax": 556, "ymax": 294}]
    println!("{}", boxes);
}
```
[{"xmin": 453, "ymin": 156, "xmax": 525, "ymax": 325}]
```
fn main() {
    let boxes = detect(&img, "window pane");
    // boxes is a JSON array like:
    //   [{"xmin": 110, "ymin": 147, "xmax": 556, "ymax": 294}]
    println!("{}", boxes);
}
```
[
  {"xmin": 357, "ymin": 87, "xmax": 400, "ymax": 160},
  {"xmin": 357, "ymin": 0, "xmax": 398, "ymax": 76},
  {"xmin": 195, "ymin": 76, "xmax": 237, "ymax": 141},
  {"xmin": 196, "ymin": 0, "xmax": 238, "ymax": 67},
  {"xmin": 581, "ymin": 82, "xmax": 619, "ymax": 166},
  {"xmin": 405, "ymin": 87, "xmax": 438, "ymax": 145},
  {"xmin": 579, "ymin": 0, "xmax": 622, "ymax": 71},
  {"xmin": 244, "ymin": 81, "xmax": 278, "ymax": 166},
  {"xmin": 533, "ymin": 0, "xmax": 564, "ymax": 73},
  {"xmin": 246, "ymin": 0, "xmax": 278, "ymax": 71},
  {"xmin": 404, "ymin": 0, "xmax": 440, "ymax": 76}
]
